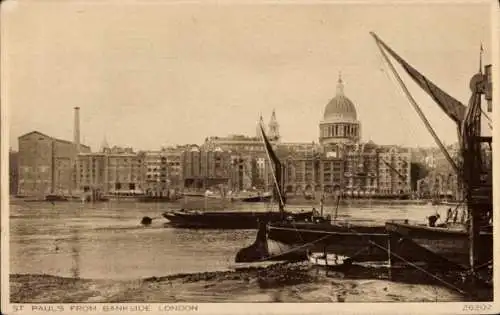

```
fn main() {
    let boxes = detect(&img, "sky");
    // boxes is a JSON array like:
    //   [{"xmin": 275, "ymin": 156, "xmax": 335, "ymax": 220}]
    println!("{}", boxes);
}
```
[{"xmin": 2, "ymin": 0, "xmax": 494, "ymax": 151}]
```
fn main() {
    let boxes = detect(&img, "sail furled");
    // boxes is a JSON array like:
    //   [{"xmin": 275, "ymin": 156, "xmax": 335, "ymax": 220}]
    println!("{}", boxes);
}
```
[
  {"xmin": 260, "ymin": 124, "xmax": 281, "ymax": 172},
  {"xmin": 259, "ymin": 124, "xmax": 285, "ymax": 210},
  {"xmin": 371, "ymin": 32, "xmax": 467, "ymax": 128}
]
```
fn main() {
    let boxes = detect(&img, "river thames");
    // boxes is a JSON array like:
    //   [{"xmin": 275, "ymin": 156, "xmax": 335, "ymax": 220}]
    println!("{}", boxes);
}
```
[{"xmin": 10, "ymin": 199, "xmax": 448, "ymax": 281}]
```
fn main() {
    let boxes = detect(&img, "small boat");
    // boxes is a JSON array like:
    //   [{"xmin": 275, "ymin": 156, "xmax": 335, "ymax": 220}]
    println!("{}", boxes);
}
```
[
  {"xmin": 240, "ymin": 194, "xmax": 272, "ymax": 202},
  {"xmin": 304, "ymin": 194, "xmax": 314, "ymax": 200},
  {"xmin": 431, "ymin": 199, "xmax": 441, "ymax": 206},
  {"xmin": 231, "ymin": 191, "xmax": 272, "ymax": 203},
  {"xmin": 308, "ymin": 251, "xmax": 350, "ymax": 267},
  {"xmin": 440, "ymin": 201, "xmax": 461, "ymax": 207},
  {"xmin": 207, "ymin": 190, "xmax": 273, "ymax": 202},
  {"xmin": 103, "ymin": 194, "xmax": 140, "ymax": 201},
  {"xmin": 182, "ymin": 191, "xmax": 206, "ymax": 197},
  {"xmin": 45, "ymin": 194, "xmax": 69, "ymax": 202},
  {"xmin": 137, "ymin": 195, "xmax": 174, "ymax": 203},
  {"xmin": 430, "ymin": 199, "xmax": 460, "ymax": 206}
]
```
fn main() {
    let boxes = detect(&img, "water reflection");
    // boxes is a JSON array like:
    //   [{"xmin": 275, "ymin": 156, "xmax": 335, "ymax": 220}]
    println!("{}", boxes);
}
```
[{"xmin": 70, "ymin": 213, "xmax": 81, "ymax": 279}]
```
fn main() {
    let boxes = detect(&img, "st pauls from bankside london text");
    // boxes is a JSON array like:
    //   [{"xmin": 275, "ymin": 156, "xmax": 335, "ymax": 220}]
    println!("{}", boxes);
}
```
[{"xmin": 5, "ymin": 1, "xmax": 495, "ymax": 307}]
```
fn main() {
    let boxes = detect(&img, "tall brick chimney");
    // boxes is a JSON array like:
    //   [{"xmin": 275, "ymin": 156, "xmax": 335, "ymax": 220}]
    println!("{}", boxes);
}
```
[{"xmin": 74, "ymin": 106, "xmax": 80, "ymax": 152}]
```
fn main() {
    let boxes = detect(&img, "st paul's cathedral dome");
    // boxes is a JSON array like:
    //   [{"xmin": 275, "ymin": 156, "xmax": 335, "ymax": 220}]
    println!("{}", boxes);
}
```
[{"xmin": 319, "ymin": 74, "xmax": 361, "ymax": 146}]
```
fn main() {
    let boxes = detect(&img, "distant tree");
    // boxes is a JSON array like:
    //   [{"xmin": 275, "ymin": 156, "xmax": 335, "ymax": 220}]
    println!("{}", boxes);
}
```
[{"xmin": 410, "ymin": 162, "xmax": 429, "ymax": 191}]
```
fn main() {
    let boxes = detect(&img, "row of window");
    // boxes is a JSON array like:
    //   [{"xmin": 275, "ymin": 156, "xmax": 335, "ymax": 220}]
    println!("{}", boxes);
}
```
[
  {"xmin": 147, "ymin": 174, "xmax": 168, "ymax": 178},
  {"xmin": 18, "ymin": 179, "xmax": 51, "ymax": 184},
  {"xmin": 19, "ymin": 166, "xmax": 50, "ymax": 172},
  {"xmin": 147, "ymin": 167, "xmax": 168, "ymax": 172},
  {"xmin": 321, "ymin": 124, "xmax": 359, "ymax": 138}
]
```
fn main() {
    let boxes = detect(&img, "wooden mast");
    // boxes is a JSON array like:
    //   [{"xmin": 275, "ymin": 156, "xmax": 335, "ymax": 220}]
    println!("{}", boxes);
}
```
[
  {"xmin": 372, "ymin": 32, "xmax": 493, "ymax": 276},
  {"xmin": 370, "ymin": 32, "xmax": 459, "ymax": 176},
  {"xmin": 259, "ymin": 124, "xmax": 285, "ymax": 213},
  {"xmin": 463, "ymin": 73, "xmax": 489, "ymax": 275}
]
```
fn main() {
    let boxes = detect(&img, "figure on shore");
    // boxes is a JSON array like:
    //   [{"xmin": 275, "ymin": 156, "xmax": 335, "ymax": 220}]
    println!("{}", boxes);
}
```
[
  {"xmin": 453, "ymin": 208, "xmax": 459, "ymax": 223},
  {"xmin": 445, "ymin": 208, "xmax": 452, "ymax": 223},
  {"xmin": 460, "ymin": 208, "xmax": 467, "ymax": 223},
  {"xmin": 427, "ymin": 214, "xmax": 440, "ymax": 227},
  {"xmin": 312, "ymin": 207, "xmax": 320, "ymax": 217}
]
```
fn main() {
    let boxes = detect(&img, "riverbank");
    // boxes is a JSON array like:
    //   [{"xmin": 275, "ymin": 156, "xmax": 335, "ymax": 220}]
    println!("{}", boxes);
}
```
[
  {"xmin": 10, "ymin": 194, "xmax": 432, "ymax": 208},
  {"xmin": 11, "ymin": 261, "xmax": 478, "ymax": 303},
  {"xmin": 176, "ymin": 196, "xmax": 431, "ymax": 207},
  {"xmin": 285, "ymin": 197, "xmax": 429, "ymax": 206},
  {"xmin": 162, "ymin": 197, "xmax": 431, "ymax": 210}
]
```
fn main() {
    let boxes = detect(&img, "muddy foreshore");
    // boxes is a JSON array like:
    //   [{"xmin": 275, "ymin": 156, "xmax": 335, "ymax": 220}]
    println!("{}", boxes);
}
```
[{"xmin": 11, "ymin": 261, "xmax": 487, "ymax": 303}]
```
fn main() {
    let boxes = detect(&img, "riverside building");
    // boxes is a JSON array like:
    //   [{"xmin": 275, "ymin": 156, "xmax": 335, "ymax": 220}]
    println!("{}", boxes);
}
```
[
  {"xmin": 76, "ymin": 145, "xmax": 145, "ymax": 197},
  {"xmin": 161, "ymin": 146, "xmax": 186, "ymax": 190},
  {"xmin": 142, "ymin": 150, "xmax": 169, "ymax": 197},
  {"xmin": 9, "ymin": 149, "xmax": 19, "ymax": 196},
  {"xmin": 17, "ymin": 131, "xmax": 91, "ymax": 197},
  {"xmin": 181, "ymin": 145, "xmax": 232, "ymax": 191}
]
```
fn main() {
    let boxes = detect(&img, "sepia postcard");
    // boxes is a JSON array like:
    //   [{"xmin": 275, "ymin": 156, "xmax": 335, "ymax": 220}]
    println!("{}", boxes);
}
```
[{"xmin": 1, "ymin": 0, "xmax": 499, "ymax": 314}]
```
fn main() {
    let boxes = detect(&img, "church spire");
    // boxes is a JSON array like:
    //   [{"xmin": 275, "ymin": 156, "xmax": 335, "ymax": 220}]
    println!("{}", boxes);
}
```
[
  {"xmin": 268, "ymin": 109, "xmax": 280, "ymax": 141},
  {"xmin": 336, "ymin": 72, "xmax": 344, "ymax": 96},
  {"xmin": 101, "ymin": 135, "xmax": 110, "ymax": 152},
  {"xmin": 257, "ymin": 113, "xmax": 266, "ymax": 138}
]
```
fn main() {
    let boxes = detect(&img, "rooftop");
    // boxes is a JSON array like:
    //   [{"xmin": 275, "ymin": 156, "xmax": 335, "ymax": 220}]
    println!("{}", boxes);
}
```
[{"xmin": 19, "ymin": 131, "xmax": 91, "ymax": 150}]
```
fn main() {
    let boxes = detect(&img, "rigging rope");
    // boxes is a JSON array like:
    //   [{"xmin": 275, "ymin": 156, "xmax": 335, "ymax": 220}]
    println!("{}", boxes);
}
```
[
  {"xmin": 378, "ymin": 55, "xmax": 417, "ymax": 196},
  {"xmin": 257, "ymin": 234, "xmax": 332, "ymax": 262},
  {"xmin": 481, "ymin": 108, "xmax": 492, "ymax": 123},
  {"xmin": 260, "ymin": 220, "xmax": 470, "ymax": 296},
  {"xmin": 379, "ymin": 52, "xmax": 418, "ymax": 145},
  {"xmin": 340, "ymin": 225, "xmax": 469, "ymax": 295},
  {"xmin": 375, "ymin": 37, "xmax": 459, "ymax": 175}
]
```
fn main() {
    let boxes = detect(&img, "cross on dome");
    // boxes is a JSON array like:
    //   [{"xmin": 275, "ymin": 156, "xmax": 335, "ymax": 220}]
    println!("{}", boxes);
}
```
[{"xmin": 336, "ymin": 72, "xmax": 344, "ymax": 96}]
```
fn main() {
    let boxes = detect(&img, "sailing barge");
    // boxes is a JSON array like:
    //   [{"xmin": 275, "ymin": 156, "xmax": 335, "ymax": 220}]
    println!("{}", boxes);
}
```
[
  {"xmin": 370, "ymin": 32, "xmax": 493, "ymax": 273},
  {"xmin": 162, "ymin": 209, "xmax": 313, "ymax": 229},
  {"xmin": 385, "ymin": 220, "xmax": 492, "ymax": 268},
  {"xmin": 236, "ymin": 33, "xmax": 493, "ymax": 275},
  {"xmin": 236, "ymin": 220, "xmax": 390, "ymax": 263},
  {"xmin": 236, "ymin": 122, "xmax": 390, "ymax": 263}
]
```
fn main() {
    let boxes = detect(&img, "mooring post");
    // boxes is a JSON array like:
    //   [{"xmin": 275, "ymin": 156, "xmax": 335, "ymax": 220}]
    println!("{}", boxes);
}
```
[
  {"xmin": 468, "ymin": 208, "xmax": 480, "ymax": 286},
  {"xmin": 323, "ymin": 245, "xmax": 328, "ymax": 266},
  {"xmin": 387, "ymin": 234, "xmax": 393, "ymax": 280}
]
